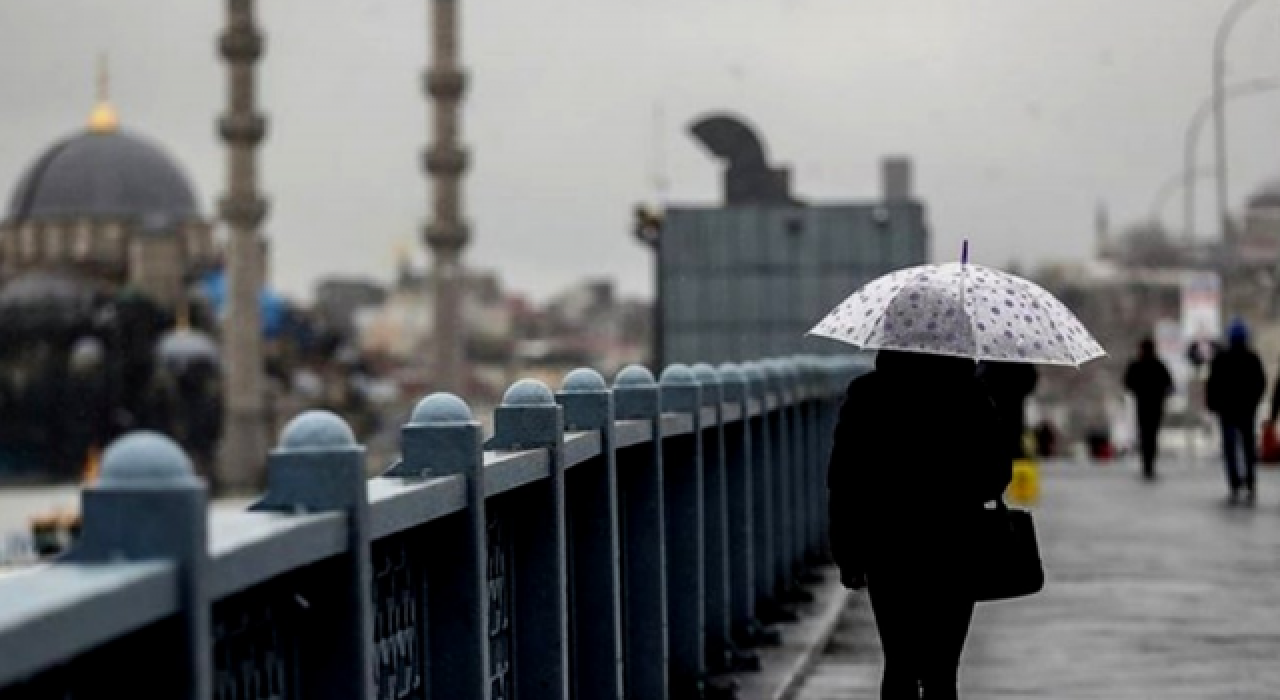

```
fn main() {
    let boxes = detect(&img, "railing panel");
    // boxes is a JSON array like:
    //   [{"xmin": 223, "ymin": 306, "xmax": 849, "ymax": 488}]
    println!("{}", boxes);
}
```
[
  {"xmin": 0, "ymin": 354, "xmax": 856, "ymax": 700},
  {"xmin": 0, "ymin": 562, "xmax": 178, "ymax": 688}
]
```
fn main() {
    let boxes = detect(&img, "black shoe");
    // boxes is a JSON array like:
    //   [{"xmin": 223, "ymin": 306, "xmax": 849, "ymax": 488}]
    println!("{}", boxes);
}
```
[
  {"xmin": 1244, "ymin": 488, "xmax": 1257, "ymax": 506},
  {"xmin": 1228, "ymin": 490, "xmax": 1240, "ymax": 506}
]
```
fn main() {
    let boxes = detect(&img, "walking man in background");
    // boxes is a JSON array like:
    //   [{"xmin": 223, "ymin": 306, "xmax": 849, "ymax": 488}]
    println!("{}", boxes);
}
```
[
  {"xmin": 1124, "ymin": 338, "xmax": 1173, "ymax": 480},
  {"xmin": 1207, "ymin": 320, "xmax": 1267, "ymax": 504}
]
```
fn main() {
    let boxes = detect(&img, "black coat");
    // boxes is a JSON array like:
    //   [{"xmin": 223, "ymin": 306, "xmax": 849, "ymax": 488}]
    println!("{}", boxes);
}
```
[
  {"xmin": 1124, "ymin": 354, "xmax": 1173, "ymax": 415},
  {"xmin": 826, "ymin": 351, "xmax": 1012, "ymax": 583},
  {"xmin": 1206, "ymin": 344, "xmax": 1266, "ymax": 422}
]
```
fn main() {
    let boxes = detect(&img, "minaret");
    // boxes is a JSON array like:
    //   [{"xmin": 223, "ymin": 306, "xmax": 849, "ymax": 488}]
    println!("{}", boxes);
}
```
[
  {"xmin": 423, "ymin": 0, "xmax": 470, "ymax": 394},
  {"xmin": 217, "ymin": 0, "xmax": 269, "ymax": 493},
  {"xmin": 1094, "ymin": 201, "xmax": 1110, "ymax": 259}
]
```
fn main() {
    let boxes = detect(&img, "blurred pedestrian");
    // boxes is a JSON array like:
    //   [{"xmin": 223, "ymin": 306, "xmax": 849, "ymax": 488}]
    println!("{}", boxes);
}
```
[
  {"xmin": 828, "ymin": 350, "xmax": 1011, "ymax": 699},
  {"xmin": 1206, "ymin": 319, "xmax": 1266, "ymax": 504},
  {"xmin": 979, "ymin": 362, "xmax": 1039, "ymax": 461},
  {"xmin": 1124, "ymin": 338, "xmax": 1173, "ymax": 480}
]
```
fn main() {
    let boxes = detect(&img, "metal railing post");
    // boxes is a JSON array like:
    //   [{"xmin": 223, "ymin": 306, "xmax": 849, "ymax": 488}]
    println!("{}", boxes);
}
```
[
  {"xmin": 659, "ymin": 364, "xmax": 707, "ymax": 695},
  {"xmin": 389, "ymin": 393, "xmax": 489, "ymax": 699},
  {"xmin": 614, "ymin": 365, "xmax": 669, "ymax": 700},
  {"xmin": 692, "ymin": 363, "xmax": 732, "ymax": 676},
  {"xmin": 69, "ymin": 431, "xmax": 211, "ymax": 700},
  {"xmin": 489, "ymin": 380, "xmax": 569, "ymax": 700},
  {"xmin": 252, "ymin": 411, "xmax": 374, "ymax": 700},
  {"xmin": 557, "ymin": 368, "xmax": 625, "ymax": 700},
  {"xmin": 742, "ymin": 363, "xmax": 780, "ymax": 626},
  {"xmin": 716, "ymin": 363, "xmax": 762, "ymax": 661}
]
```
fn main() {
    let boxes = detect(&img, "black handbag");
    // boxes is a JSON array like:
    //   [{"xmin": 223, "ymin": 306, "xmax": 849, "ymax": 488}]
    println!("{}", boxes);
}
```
[{"xmin": 969, "ymin": 500, "xmax": 1045, "ymax": 602}]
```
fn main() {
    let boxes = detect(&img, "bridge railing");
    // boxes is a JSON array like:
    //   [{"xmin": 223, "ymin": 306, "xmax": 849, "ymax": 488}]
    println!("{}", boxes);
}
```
[{"xmin": 0, "ymin": 355, "xmax": 867, "ymax": 700}]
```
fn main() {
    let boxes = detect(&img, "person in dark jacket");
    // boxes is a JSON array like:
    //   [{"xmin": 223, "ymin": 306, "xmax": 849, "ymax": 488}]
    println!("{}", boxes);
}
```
[
  {"xmin": 979, "ymin": 361, "xmax": 1039, "ymax": 461},
  {"xmin": 828, "ymin": 350, "xmax": 1011, "ymax": 699},
  {"xmin": 1124, "ymin": 338, "xmax": 1174, "ymax": 480},
  {"xmin": 1206, "ymin": 320, "xmax": 1267, "ymax": 504}
]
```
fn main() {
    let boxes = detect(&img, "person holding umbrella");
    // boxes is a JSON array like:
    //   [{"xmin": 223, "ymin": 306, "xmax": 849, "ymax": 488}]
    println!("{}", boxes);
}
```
[{"xmin": 812, "ymin": 246, "xmax": 1105, "ymax": 699}]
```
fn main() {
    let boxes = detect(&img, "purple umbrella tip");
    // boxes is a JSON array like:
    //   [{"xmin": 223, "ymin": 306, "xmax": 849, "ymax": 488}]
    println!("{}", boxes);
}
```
[{"xmin": 962, "ymin": 240, "xmax": 970, "ymax": 264}]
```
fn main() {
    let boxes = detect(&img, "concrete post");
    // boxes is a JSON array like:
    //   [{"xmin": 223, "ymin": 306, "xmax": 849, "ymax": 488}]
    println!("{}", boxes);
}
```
[
  {"xmin": 660, "ymin": 364, "xmax": 706, "ymax": 696},
  {"xmin": 557, "ymin": 368, "xmax": 625, "ymax": 700},
  {"xmin": 488, "ymin": 380, "xmax": 569, "ymax": 700},
  {"xmin": 613, "ymin": 365, "xmax": 668, "ymax": 700},
  {"xmin": 69, "ymin": 432, "xmax": 211, "ymax": 700},
  {"xmin": 252, "ymin": 411, "xmax": 374, "ymax": 700},
  {"xmin": 388, "ymin": 393, "xmax": 488, "ymax": 700}
]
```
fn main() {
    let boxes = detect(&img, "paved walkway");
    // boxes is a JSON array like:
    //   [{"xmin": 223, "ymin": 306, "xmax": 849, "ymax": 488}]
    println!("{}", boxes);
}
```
[{"xmin": 794, "ymin": 459, "xmax": 1280, "ymax": 699}]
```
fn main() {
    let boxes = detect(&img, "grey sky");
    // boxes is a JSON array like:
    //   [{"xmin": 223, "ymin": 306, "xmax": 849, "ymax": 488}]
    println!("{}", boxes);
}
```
[{"xmin": 1, "ymin": 0, "xmax": 1278, "ymax": 302}]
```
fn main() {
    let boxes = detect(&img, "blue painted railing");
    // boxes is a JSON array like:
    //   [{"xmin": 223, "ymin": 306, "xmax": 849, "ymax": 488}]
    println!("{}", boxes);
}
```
[{"xmin": 0, "ymin": 356, "xmax": 866, "ymax": 700}]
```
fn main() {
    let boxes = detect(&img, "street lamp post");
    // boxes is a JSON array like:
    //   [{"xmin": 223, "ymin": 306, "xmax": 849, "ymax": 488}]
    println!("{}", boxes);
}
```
[
  {"xmin": 1154, "ymin": 168, "xmax": 1214, "ymax": 229},
  {"xmin": 1213, "ymin": 0, "xmax": 1269, "ymax": 240},
  {"xmin": 1184, "ymin": 77, "xmax": 1279, "ymax": 240}
]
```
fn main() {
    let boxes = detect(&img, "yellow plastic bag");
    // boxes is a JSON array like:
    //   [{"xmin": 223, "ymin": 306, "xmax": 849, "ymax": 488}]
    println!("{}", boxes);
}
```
[{"xmin": 1008, "ymin": 459, "xmax": 1040, "ymax": 505}]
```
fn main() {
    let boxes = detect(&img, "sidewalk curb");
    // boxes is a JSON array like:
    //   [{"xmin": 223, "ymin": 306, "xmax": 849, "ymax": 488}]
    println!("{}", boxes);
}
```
[{"xmin": 772, "ymin": 584, "xmax": 852, "ymax": 700}]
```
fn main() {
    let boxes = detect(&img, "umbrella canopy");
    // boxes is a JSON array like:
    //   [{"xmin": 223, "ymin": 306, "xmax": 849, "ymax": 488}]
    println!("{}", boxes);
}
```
[{"xmin": 809, "ymin": 262, "xmax": 1105, "ymax": 367}]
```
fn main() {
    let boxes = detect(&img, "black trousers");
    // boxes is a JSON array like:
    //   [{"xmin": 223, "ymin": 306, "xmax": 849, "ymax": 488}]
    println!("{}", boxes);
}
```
[
  {"xmin": 868, "ymin": 576, "xmax": 974, "ymax": 699},
  {"xmin": 1220, "ymin": 417, "xmax": 1257, "ymax": 492},
  {"xmin": 1136, "ymin": 408, "xmax": 1163, "ymax": 477}
]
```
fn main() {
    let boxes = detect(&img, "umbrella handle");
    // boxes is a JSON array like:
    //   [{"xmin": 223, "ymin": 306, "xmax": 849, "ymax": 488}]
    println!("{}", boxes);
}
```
[{"xmin": 962, "ymin": 239, "xmax": 970, "ymax": 264}]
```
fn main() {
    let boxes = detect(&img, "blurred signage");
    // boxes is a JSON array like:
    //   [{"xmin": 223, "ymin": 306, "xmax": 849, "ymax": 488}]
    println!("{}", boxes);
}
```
[{"xmin": 1180, "ymin": 271, "xmax": 1221, "ymax": 344}]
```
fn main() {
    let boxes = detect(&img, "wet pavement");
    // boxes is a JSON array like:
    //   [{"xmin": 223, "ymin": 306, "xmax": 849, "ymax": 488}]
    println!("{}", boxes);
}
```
[{"xmin": 793, "ymin": 459, "xmax": 1280, "ymax": 699}]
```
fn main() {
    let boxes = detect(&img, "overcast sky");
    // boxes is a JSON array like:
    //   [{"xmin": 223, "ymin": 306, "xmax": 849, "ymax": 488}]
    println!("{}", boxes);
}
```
[{"xmin": 1, "ymin": 0, "xmax": 1279, "ymax": 302}]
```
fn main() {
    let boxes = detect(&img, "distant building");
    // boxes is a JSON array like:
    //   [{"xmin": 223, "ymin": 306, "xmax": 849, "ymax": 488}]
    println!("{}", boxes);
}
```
[
  {"xmin": 314, "ymin": 277, "xmax": 388, "ymax": 338},
  {"xmin": 638, "ymin": 114, "xmax": 929, "ymax": 365}
]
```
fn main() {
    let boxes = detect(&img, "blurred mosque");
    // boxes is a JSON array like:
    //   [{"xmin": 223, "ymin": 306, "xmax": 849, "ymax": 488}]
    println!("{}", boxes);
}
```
[{"xmin": 0, "ymin": 66, "xmax": 227, "ymax": 480}]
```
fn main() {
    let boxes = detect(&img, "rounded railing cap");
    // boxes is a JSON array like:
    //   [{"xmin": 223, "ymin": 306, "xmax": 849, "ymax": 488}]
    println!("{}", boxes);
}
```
[
  {"xmin": 561, "ymin": 367, "xmax": 607, "ymax": 393},
  {"xmin": 279, "ymin": 410, "xmax": 357, "ymax": 450},
  {"xmin": 503, "ymin": 379, "xmax": 556, "ymax": 407},
  {"xmin": 411, "ymin": 393, "xmax": 473, "ymax": 424},
  {"xmin": 691, "ymin": 363, "xmax": 720, "ymax": 385},
  {"xmin": 742, "ymin": 362, "xmax": 767, "ymax": 382},
  {"xmin": 660, "ymin": 363, "xmax": 697, "ymax": 386},
  {"xmin": 614, "ymin": 364, "xmax": 657, "ymax": 388},
  {"xmin": 100, "ymin": 431, "xmax": 198, "ymax": 489},
  {"xmin": 716, "ymin": 362, "xmax": 746, "ymax": 383}
]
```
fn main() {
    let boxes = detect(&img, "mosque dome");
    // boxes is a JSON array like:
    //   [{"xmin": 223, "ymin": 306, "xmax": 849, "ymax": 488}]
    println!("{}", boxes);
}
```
[{"xmin": 5, "ymin": 98, "xmax": 200, "ymax": 233}]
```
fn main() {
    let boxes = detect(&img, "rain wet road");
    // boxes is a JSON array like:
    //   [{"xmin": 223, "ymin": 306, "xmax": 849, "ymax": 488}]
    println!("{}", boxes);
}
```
[{"xmin": 794, "ymin": 459, "xmax": 1280, "ymax": 699}]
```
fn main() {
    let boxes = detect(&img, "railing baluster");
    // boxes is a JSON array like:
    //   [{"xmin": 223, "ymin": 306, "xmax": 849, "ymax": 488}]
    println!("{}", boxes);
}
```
[
  {"xmin": 659, "ymin": 364, "xmax": 706, "ymax": 696},
  {"xmin": 389, "ymin": 393, "xmax": 489, "ymax": 699},
  {"xmin": 557, "ymin": 368, "xmax": 625, "ymax": 700},
  {"xmin": 742, "ymin": 363, "xmax": 779, "ymax": 626},
  {"xmin": 614, "ymin": 365, "xmax": 669, "ymax": 700},
  {"xmin": 253, "ymin": 411, "xmax": 374, "ymax": 700},
  {"xmin": 69, "ymin": 431, "xmax": 211, "ymax": 699},
  {"xmin": 716, "ymin": 363, "xmax": 762, "ymax": 663},
  {"xmin": 488, "ymin": 380, "xmax": 569, "ymax": 700},
  {"xmin": 692, "ymin": 363, "xmax": 732, "ymax": 677}
]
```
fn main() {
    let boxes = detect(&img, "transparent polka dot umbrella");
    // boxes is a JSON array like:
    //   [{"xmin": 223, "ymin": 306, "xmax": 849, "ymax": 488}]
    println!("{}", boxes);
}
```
[{"xmin": 808, "ymin": 245, "xmax": 1105, "ymax": 367}]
